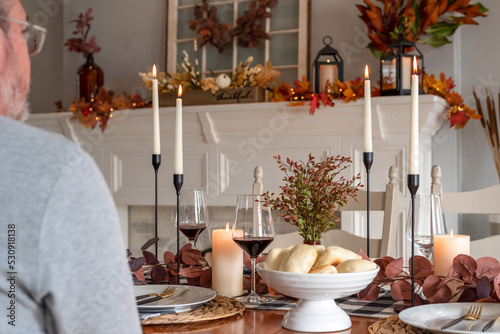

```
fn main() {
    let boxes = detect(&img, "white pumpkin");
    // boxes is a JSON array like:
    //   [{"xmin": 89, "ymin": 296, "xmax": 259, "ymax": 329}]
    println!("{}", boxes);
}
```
[{"xmin": 215, "ymin": 74, "xmax": 231, "ymax": 89}]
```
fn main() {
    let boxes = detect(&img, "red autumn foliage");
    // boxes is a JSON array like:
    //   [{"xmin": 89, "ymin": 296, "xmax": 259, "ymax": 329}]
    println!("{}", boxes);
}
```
[
  {"xmin": 128, "ymin": 239, "xmax": 212, "ymax": 288},
  {"xmin": 359, "ymin": 254, "xmax": 500, "ymax": 306}
]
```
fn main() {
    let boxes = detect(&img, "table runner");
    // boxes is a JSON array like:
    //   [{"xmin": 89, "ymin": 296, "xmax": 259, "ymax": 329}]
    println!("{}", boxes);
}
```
[{"xmin": 245, "ymin": 290, "xmax": 400, "ymax": 319}]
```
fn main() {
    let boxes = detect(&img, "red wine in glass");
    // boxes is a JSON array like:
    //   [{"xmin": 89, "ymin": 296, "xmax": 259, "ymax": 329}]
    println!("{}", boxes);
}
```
[
  {"xmin": 180, "ymin": 225, "xmax": 207, "ymax": 241},
  {"xmin": 233, "ymin": 237, "xmax": 274, "ymax": 257},
  {"xmin": 232, "ymin": 194, "xmax": 274, "ymax": 304}
]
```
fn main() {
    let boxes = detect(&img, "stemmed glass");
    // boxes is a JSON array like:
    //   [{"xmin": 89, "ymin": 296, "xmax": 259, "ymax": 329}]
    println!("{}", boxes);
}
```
[
  {"xmin": 178, "ymin": 189, "xmax": 209, "ymax": 250},
  {"xmin": 406, "ymin": 193, "xmax": 448, "ymax": 259},
  {"xmin": 232, "ymin": 194, "xmax": 275, "ymax": 304}
]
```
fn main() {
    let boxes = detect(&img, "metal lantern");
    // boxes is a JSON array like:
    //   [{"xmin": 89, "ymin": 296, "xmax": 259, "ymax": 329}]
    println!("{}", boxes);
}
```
[
  {"xmin": 380, "ymin": 37, "xmax": 424, "ymax": 96},
  {"xmin": 313, "ymin": 36, "xmax": 344, "ymax": 93}
]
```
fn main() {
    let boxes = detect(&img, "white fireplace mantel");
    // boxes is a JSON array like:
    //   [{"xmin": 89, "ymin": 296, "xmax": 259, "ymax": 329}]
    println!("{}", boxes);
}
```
[{"xmin": 27, "ymin": 95, "xmax": 447, "ymax": 248}]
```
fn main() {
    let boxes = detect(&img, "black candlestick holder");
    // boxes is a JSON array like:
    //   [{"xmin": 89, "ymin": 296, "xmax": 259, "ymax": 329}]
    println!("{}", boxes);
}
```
[
  {"xmin": 152, "ymin": 154, "xmax": 161, "ymax": 257},
  {"xmin": 407, "ymin": 174, "xmax": 419, "ymax": 307},
  {"xmin": 173, "ymin": 174, "xmax": 184, "ymax": 285},
  {"xmin": 363, "ymin": 152, "xmax": 373, "ymax": 257}
]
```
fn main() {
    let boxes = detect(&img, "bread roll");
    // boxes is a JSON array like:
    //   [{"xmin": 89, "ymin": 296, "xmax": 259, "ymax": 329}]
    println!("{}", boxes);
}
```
[
  {"xmin": 312, "ymin": 246, "xmax": 361, "ymax": 268},
  {"xmin": 264, "ymin": 246, "xmax": 293, "ymax": 271},
  {"xmin": 309, "ymin": 244, "xmax": 326, "ymax": 257},
  {"xmin": 279, "ymin": 244, "xmax": 318, "ymax": 273},
  {"xmin": 309, "ymin": 265, "xmax": 338, "ymax": 274},
  {"xmin": 336, "ymin": 259, "xmax": 377, "ymax": 273}
]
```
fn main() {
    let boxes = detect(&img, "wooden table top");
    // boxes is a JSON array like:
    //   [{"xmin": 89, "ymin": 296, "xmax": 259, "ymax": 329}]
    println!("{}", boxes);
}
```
[{"xmin": 141, "ymin": 309, "xmax": 378, "ymax": 334}]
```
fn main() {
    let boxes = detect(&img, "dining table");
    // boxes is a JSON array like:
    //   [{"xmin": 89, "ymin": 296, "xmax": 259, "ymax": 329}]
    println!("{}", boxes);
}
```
[{"xmin": 141, "ymin": 310, "xmax": 378, "ymax": 334}]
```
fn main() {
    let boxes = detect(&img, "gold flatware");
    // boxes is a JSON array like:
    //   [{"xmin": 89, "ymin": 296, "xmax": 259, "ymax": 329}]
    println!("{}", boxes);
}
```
[
  {"xmin": 441, "ymin": 305, "xmax": 482, "ymax": 330},
  {"xmin": 135, "ymin": 286, "xmax": 176, "ymax": 301},
  {"xmin": 482, "ymin": 314, "xmax": 500, "ymax": 332},
  {"xmin": 137, "ymin": 288, "xmax": 188, "ymax": 305}
]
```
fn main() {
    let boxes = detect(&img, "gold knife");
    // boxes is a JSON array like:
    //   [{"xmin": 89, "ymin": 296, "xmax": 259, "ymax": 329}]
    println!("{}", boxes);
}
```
[{"xmin": 482, "ymin": 314, "xmax": 500, "ymax": 332}]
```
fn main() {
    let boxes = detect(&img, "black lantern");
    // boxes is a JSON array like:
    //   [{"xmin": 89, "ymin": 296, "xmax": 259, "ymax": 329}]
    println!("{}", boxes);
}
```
[
  {"xmin": 313, "ymin": 36, "xmax": 344, "ymax": 93},
  {"xmin": 380, "ymin": 37, "xmax": 424, "ymax": 96}
]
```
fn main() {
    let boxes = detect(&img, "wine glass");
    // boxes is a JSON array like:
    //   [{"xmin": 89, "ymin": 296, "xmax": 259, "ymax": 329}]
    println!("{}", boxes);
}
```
[
  {"xmin": 178, "ymin": 189, "xmax": 208, "ymax": 250},
  {"xmin": 232, "ymin": 194, "xmax": 275, "ymax": 304},
  {"xmin": 406, "ymin": 193, "xmax": 448, "ymax": 259}
]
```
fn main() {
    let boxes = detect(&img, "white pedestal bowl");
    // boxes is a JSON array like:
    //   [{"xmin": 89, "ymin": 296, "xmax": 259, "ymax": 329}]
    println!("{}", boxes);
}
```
[{"xmin": 256, "ymin": 262, "xmax": 379, "ymax": 332}]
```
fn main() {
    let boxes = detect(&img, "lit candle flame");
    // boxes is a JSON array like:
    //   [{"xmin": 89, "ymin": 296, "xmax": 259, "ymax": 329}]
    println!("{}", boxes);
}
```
[
  {"xmin": 225, "ymin": 222, "xmax": 230, "ymax": 232},
  {"xmin": 413, "ymin": 56, "xmax": 418, "ymax": 75},
  {"xmin": 450, "ymin": 229, "xmax": 454, "ymax": 237},
  {"xmin": 364, "ymin": 65, "xmax": 369, "ymax": 80},
  {"xmin": 178, "ymin": 85, "xmax": 183, "ymax": 98},
  {"xmin": 152, "ymin": 64, "xmax": 157, "ymax": 79}
]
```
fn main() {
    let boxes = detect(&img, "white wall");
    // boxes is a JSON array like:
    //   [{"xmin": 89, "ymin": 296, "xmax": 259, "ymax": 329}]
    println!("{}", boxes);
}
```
[{"xmin": 22, "ymin": 0, "xmax": 498, "ymax": 237}]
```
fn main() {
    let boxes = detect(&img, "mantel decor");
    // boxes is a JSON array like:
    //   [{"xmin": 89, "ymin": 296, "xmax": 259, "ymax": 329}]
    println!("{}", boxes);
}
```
[
  {"xmin": 139, "ymin": 51, "xmax": 279, "ymax": 107},
  {"xmin": 313, "ymin": 36, "xmax": 344, "ymax": 93},
  {"xmin": 356, "ymin": 0, "xmax": 488, "ymax": 58},
  {"xmin": 65, "ymin": 8, "xmax": 104, "ymax": 102}
]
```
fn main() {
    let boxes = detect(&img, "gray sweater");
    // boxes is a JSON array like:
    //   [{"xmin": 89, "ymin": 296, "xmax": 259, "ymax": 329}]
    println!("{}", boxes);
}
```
[{"xmin": 0, "ymin": 116, "xmax": 141, "ymax": 333}]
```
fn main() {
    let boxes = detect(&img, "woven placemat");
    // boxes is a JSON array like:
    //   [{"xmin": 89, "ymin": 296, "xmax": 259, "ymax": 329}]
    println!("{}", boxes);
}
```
[
  {"xmin": 368, "ymin": 315, "xmax": 433, "ymax": 334},
  {"xmin": 141, "ymin": 295, "xmax": 246, "ymax": 325}
]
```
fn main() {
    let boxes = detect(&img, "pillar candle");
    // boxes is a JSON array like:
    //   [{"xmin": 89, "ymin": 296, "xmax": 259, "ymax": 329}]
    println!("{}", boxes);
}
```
[
  {"xmin": 402, "ymin": 57, "xmax": 412, "ymax": 90},
  {"xmin": 212, "ymin": 224, "xmax": 243, "ymax": 297},
  {"xmin": 409, "ymin": 56, "xmax": 419, "ymax": 174},
  {"xmin": 434, "ymin": 231, "xmax": 470, "ymax": 277},
  {"xmin": 364, "ymin": 65, "xmax": 372, "ymax": 152},
  {"xmin": 152, "ymin": 65, "xmax": 160, "ymax": 155},
  {"xmin": 174, "ymin": 86, "xmax": 183, "ymax": 174},
  {"xmin": 319, "ymin": 64, "xmax": 337, "ymax": 93}
]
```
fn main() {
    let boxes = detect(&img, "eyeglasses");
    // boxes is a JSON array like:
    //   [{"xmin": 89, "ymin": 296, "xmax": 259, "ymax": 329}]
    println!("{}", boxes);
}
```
[{"xmin": 0, "ymin": 15, "xmax": 47, "ymax": 56}]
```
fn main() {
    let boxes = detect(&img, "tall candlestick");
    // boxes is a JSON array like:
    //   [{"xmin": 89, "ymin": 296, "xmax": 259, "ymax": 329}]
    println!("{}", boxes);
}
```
[
  {"xmin": 174, "ymin": 86, "xmax": 183, "ymax": 174},
  {"xmin": 364, "ymin": 65, "xmax": 372, "ymax": 152},
  {"xmin": 434, "ymin": 231, "xmax": 470, "ymax": 277},
  {"xmin": 409, "ymin": 56, "xmax": 419, "ymax": 175},
  {"xmin": 152, "ymin": 65, "xmax": 160, "ymax": 154},
  {"xmin": 212, "ymin": 223, "xmax": 244, "ymax": 297}
]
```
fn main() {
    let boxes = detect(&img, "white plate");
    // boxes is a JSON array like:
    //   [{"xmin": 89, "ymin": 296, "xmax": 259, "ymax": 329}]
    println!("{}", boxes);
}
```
[
  {"xmin": 135, "ymin": 285, "xmax": 217, "ymax": 313},
  {"xmin": 399, "ymin": 302, "xmax": 500, "ymax": 333}
]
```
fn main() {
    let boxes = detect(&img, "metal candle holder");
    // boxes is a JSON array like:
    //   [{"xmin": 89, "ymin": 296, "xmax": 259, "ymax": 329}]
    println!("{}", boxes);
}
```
[
  {"xmin": 407, "ymin": 174, "xmax": 419, "ymax": 307},
  {"xmin": 363, "ymin": 152, "xmax": 373, "ymax": 257},
  {"xmin": 173, "ymin": 174, "xmax": 184, "ymax": 285},
  {"xmin": 152, "ymin": 154, "xmax": 161, "ymax": 257}
]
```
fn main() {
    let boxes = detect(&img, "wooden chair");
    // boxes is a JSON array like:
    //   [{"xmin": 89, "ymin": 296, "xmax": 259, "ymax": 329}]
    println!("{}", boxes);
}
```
[
  {"xmin": 255, "ymin": 165, "xmax": 400, "ymax": 258},
  {"xmin": 431, "ymin": 165, "xmax": 500, "ymax": 259}
]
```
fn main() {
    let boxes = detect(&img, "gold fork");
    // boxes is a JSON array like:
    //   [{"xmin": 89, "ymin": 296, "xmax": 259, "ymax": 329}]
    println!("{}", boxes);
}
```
[
  {"xmin": 137, "ymin": 287, "xmax": 188, "ymax": 305},
  {"xmin": 135, "ymin": 286, "xmax": 176, "ymax": 301},
  {"xmin": 441, "ymin": 305, "xmax": 482, "ymax": 330}
]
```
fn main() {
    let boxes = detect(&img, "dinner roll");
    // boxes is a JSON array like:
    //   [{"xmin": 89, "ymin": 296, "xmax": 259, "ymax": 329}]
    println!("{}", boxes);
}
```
[
  {"xmin": 264, "ymin": 246, "xmax": 293, "ymax": 271},
  {"xmin": 312, "ymin": 246, "xmax": 361, "ymax": 268},
  {"xmin": 309, "ymin": 244, "xmax": 326, "ymax": 257},
  {"xmin": 279, "ymin": 244, "xmax": 318, "ymax": 273},
  {"xmin": 309, "ymin": 265, "xmax": 338, "ymax": 274},
  {"xmin": 336, "ymin": 259, "xmax": 377, "ymax": 273}
]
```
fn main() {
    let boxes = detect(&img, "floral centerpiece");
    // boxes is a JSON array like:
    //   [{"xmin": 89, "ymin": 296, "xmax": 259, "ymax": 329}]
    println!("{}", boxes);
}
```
[{"xmin": 263, "ymin": 154, "xmax": 361, "ymax": 243}]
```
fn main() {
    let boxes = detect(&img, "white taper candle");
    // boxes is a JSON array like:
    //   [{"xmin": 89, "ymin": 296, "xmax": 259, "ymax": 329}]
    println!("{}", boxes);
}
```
[
  {"xmin": 409, "ymin": 57, "xmax": 419, "ymax": 174},
  {"xmin": 152, "ymin": 65, "xmax": 160, "ymax": 155},
  {"xmin": 364, "ymin": 65, "xmax": 372, "ymax": 152},
  {"xmin": 174, "ymin": 86, "xmax": 183, "ymax": 174}
]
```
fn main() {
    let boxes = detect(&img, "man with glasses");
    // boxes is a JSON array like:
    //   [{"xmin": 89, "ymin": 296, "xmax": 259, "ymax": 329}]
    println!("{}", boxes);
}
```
[{"xmin": 0, "ymin": 1, "xmax": 141, "ymax": 333}]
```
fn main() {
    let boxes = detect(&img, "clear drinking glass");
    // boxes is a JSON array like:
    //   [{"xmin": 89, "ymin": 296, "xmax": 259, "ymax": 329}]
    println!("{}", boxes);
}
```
[
  {"xmin": 406, "ymin": 193, "xmax": 448, "ymax": 259},
  {"xmin": 232, "ymin": 194, "xmax": 275, "ymax": 304},
  {"xmin": 178, "ymin": 189, "xmax": 208, "ymax": 250}
]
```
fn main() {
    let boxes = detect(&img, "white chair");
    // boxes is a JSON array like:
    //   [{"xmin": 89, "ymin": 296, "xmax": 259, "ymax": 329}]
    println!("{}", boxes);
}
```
[
  {"xmin": 431, "ymin": 165, "xmax": 500, "ymax": 259},
  {"xmin": 255, "ymin": 165, "xmax": 400, "ymax": 258}
]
